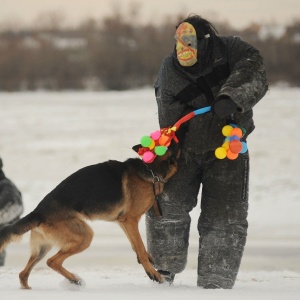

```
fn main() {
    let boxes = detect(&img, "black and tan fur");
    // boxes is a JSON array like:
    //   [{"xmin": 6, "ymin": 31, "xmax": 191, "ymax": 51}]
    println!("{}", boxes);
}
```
[{"xmin": 0, "ymin": 144, "xmax": 179, "ymax": 289}]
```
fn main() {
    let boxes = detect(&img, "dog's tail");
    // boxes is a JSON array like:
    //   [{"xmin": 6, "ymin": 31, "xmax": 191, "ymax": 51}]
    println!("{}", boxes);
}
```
[{"xmin": 0, "ymin": 211, "xmax": 42, "ymax": 252}]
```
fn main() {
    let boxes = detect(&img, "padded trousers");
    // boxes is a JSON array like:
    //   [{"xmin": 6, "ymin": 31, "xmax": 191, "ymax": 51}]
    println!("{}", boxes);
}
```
[
  {"xmin": 0, "ymin": 249, "xmax": 6, "ymax": 266},
  {"xmin": 146, "ymin": 150, "xmax": 249, "ymax": 288}
]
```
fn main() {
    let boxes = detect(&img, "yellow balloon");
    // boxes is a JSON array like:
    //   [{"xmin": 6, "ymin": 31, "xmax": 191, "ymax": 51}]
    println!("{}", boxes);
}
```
[
  {"xmin": 215, "ymin": 147, "xmax": 227, "ymax": 159},
  {"xmin": 222, "ymin": 140, "xmax": 230, "ymax": 150},
  {"xmin": 222, "ymin": 125, "xmax": 233, "ymax": 137},
  {"xmin": 149, "ymin": 140, "xmax": 155, "ymax": 150}
]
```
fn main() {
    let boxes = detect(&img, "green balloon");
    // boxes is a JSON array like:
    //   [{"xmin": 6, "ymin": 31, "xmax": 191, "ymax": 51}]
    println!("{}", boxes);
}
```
[
  {"xmin": 140, "ymin": 136, "xmax": 152, "ymax": 147},
  {"xmin": 155, "ymin": 146, "xmax": 167, "ymax": 156}
]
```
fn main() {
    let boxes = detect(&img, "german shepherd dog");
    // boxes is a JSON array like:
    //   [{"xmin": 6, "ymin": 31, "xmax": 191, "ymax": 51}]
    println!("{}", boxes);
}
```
[{"xmin": 0, "ymin": 143, "xmax": 179, "ymax": 289}]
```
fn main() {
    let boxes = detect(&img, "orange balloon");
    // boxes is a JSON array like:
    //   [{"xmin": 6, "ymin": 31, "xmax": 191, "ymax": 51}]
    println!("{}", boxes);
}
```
[
  {"xmin": 227, "ymin": 149, "xmax": 239, "ymax": 160},
  {"xmin": 229, "ymin": 140, "xmax": 243, "ymax": 154},
  {"xmin": 158, "ymin": 134, "xmax": 169, "ymax": 146},
  {"xmin": 231, "ymin": 128, "xmax": 243, "ymax": 138}
]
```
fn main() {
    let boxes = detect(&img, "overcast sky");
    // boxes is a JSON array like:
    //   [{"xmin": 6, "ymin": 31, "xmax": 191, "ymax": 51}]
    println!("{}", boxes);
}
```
[{"xmin": 1, "ymin": 0, "xmax": 299, "ymax": 29}]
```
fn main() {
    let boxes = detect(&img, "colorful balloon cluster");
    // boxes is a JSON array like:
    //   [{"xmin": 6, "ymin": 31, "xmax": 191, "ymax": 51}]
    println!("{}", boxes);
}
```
[
  {"xmin": 137, "ymin": 107, "xmax": 212, "ymax": 163},
  {"xmin": 215, "ymin": 124, "xmax": 248, "ymax": 160},
  {"xmin": 139, "ymin": 127, "xmax": 177, "ymax": 163}
]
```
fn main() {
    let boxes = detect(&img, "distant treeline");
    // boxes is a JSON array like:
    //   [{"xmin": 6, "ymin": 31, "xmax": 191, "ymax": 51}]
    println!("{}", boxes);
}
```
[{"xmin": 0, "ymin": 12, "xmax": 299, "ymax": 91}]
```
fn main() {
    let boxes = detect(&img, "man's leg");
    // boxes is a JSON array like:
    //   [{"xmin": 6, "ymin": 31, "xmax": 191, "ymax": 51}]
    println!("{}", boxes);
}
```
[
  {"xmin": 197, "ymin": 152, "xmax": 250, "ymax": 289},
  {"xmin": 146, "ymin": 152, "xmax": 201, "ymax": 279}
]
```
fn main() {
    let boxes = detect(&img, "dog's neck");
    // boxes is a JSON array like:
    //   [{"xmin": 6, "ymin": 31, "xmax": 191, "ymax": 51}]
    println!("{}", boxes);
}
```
[
  {"xmin": 125, "ymin": 158, "xmax": 165, "ymax": 183},
  {"xmin": 143, "ymin": 163, "xmax": 165, "ymax": 183}
]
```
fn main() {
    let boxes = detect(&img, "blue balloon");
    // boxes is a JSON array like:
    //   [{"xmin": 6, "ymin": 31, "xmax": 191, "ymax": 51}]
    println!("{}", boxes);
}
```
[{"xmin": 240, "ymin": 142, "xmax": 248, "ymax": 153}]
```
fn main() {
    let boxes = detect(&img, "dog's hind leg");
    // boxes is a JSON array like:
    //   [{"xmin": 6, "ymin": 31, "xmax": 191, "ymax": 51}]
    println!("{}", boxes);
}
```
[
  {"xmin": 118, "ymin": 218, "xmax": 163, "ymax": 283},
  {"xmin": 19, "ymin": 229, "xmax": 52, "ymax": 289},
  {"xmin": 46, "ymin": 216, "xmax": 93, "ymax": 285}
]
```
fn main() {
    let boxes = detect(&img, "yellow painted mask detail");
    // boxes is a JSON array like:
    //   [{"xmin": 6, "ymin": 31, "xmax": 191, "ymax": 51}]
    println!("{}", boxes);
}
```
[{"xmin": 175, "ymin": 22, "xmax": 197, "ymax": 67}]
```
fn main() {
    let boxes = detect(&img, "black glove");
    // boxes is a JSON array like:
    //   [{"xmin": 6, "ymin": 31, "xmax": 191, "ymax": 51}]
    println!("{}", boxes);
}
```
[{"xmin": 212, "ymin": 96, "xmax": 238, "ymax": 118}]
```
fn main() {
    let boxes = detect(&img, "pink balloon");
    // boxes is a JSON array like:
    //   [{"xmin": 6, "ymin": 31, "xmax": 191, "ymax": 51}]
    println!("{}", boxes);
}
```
[
  {"xmin": 142, "ymin": 151, "xmax": 155, "ymax": 163},
  {"xmin": 150, "ymin": 130, "xmax": 161, "ymax": 141}
]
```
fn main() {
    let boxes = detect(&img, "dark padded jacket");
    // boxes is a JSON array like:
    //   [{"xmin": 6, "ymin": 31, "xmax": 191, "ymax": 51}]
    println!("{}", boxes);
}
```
[
  {"xmin": 0, "ymin": 170, "xmax": 23, "ymax": 229},
  {"xmin": 154, "ymin": 35, "xmax": 268, "ymax": 154}
]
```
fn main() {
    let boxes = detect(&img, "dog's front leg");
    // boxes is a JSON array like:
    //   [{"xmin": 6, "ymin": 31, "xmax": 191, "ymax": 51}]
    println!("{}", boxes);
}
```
[
  {"xmin": 118, "ymin": 221, "xmax": 154, "ymax": 265},
  {"xmin": 118, "ymin": 218, "xmax": 163, "ymax": 283}
]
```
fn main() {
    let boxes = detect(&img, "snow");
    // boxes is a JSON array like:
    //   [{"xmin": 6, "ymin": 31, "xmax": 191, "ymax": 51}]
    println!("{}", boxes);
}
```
[{"xmin": 0, "ymin": 87, "xmax": 300, "ymax": 299}]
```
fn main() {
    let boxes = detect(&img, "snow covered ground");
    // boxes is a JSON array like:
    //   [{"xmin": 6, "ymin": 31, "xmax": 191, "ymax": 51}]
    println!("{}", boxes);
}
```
[{"xmin": 0, "ymin": 87, "xmax": 299, "ymax": 299}]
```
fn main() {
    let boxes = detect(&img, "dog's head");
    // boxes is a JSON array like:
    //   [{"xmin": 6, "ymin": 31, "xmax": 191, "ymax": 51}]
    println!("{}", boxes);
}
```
[{"xmin": 132, "ymin": 140, "xmax": 180, "ymax": 181}]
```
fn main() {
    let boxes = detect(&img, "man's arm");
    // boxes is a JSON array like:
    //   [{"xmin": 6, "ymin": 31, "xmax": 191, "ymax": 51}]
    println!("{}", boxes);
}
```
[
  {"xmin": 155, "ymin": 58, "xmax": 187, "ymax": 128},
  {"xmin": 216, "ymin": 36, "xmax": 268, "ymax": 113}
]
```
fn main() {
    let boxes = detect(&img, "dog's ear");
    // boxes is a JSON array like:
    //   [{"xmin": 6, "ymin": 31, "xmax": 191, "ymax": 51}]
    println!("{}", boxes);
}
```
[{"xmin": 132, "ymin": 144, "xmax": 141, "ymax": 153}]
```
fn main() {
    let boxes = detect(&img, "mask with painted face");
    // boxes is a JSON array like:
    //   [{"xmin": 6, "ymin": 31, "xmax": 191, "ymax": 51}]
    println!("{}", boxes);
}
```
[{"xmin": 174, "ymin": 22, "xmax": 197, "ymax": 67}]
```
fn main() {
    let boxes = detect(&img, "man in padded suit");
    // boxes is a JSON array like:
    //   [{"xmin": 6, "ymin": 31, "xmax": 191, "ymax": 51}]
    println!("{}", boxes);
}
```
[
  {"xmin": 0, "ymin": 157, "xmax": 23, "ymax": 266},
  {"xmin": 146, "ymin": 14, "xmax": 268, "ymax": 289}
]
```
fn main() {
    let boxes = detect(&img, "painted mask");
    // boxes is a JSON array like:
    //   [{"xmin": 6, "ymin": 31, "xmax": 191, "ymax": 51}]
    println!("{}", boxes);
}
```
[{"xmin": 174, "ymin": 22, "xmax": 197, "ymax": 67}]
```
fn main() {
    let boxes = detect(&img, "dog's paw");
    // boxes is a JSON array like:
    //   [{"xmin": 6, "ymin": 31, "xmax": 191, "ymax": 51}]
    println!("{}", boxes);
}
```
[
  {"xmin": 60, "ymin": 275, "xmax": 86, "ymax": 290},
  {"xmin": 69, "ymin": 279, "xmax": 83, "ymax": 286},
  {"xmin": 146, "ymin": 270, "xmax": 163, "ymax": 283},
  {"xmin": 19, "ymin": 272, "xmax": 31, "ymax": 289},
  {"xmin": 20, "ymin": 284, "xmax": 32, "ymax": 290}
]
